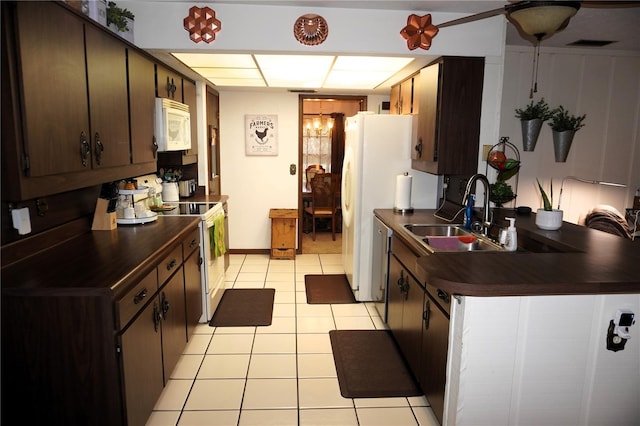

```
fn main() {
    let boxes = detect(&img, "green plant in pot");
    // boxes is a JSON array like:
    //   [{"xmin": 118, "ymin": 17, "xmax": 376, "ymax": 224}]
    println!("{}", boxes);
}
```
[
  {"xmin": 515, "ymin": 98, "xmax": 553, "ymax": 152},
  {"xmin": 535, "ymin": 178, "xmax": 563, "ymax": 230},
  {"xmin": 548, "ymin": 106, "xmax": 586, "ymax": 162},
  {"xmin": 107, "ymin": 1, "xmax": 135, "ymax": 32}
]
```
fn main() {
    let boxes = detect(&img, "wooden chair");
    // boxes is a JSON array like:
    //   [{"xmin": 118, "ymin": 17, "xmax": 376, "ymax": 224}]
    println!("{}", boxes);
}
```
[
  {"xmin": 305, "ymin": 164, "xmax": 325, "ymax": 191},
  {"xmin": 304, "ymin": 173, "xmax": 338, "ymax": 241}
]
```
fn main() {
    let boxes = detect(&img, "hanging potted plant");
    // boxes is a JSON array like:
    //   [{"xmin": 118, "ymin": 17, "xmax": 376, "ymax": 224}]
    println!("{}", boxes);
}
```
[
  {"xmin": 548, "ymin": 106, "xmax": 586, "ymax": 162},
  {"xmin": 535, "ymin": 178, "xmax": 563, "ymax": 230},
  {"xmin": 514, "ymin": 98, "xmax": 553, "ymax": 151},
  {"xmin": 107, "ymin": 1, "xmax": 135, "ymax": 42}
]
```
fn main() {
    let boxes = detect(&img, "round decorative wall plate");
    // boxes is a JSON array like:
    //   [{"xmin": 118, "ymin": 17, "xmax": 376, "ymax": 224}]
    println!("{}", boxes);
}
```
[{"xmin": 294, "ymin": 14, "xmax": 328, "ymax": 46}]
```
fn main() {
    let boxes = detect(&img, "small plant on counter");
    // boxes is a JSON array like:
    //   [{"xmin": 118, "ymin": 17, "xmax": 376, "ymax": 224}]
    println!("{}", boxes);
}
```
[
  {"xmin": 536, "ymin": 178, "xmax": 554, "ymax": 211},
  {"xmin": 107, "ymin": 1, "xmax": 135, "ymax": 32},
  {"xmin": 515, "ymin": 98, "xmax": 554, "ymax": 121},
  {"xmin": 548, "ymin": 106, "xmax": 586, "ymax": 132}
]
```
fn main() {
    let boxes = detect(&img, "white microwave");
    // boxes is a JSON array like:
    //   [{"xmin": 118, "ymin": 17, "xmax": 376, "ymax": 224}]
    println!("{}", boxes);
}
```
[{"xmin": 155, "ymin": 98, "xmax": 192, "ymax": 151}]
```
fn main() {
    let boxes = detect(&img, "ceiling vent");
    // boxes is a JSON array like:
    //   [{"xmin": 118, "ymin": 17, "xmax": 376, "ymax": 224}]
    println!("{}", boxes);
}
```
[{"xmin": 568, "ymin": 39, "xmax": 616, "ymax": 47}]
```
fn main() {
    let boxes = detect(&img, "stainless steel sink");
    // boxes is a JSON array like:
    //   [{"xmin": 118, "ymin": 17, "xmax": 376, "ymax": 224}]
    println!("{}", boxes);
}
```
[
  {"xmin": 403, "ymin": 224, "xmax": 471, "ymax": 237},
  {"xmin": 402, "ymin": 224, "xmax": 504, "ymax": 253}
]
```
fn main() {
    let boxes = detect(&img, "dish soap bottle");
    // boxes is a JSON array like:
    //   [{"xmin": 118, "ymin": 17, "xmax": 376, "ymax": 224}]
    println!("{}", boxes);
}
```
[
  {"xmin": 464, "ymin": 194, "xmax": 475, "ymax": 229},
  {"xmin": 504, "ymin": 217, "xmax": 518, "ymax": 252}
]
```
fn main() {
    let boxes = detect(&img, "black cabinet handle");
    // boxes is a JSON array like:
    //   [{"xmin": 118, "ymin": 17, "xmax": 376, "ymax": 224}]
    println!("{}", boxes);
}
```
[
  {"xmin": 133, "ymin": 288, "xmax": 148, "ymax": 304},
  {"xmin": 189, "ymin": 239, "xmax": 197, "ymax": 249},
  {"xmin": 166, "ymin": 259, "xmax": 177, "ymax": 271},
  {"xmin": 94, "ymin": 132, "xmax": 103, "ymax": 165},
  {"xmin": 414, "ymin": 137, "xmax": 423, "ymax": 158},
  {"xmin": 153, "ymin": 302, "xmax": 161, "ymax": 332},
  {"xmin": 152, "ymin": 136, "xmax": 158, "ymax": 158},
  {"xmin": 436, "ymin": 289, "xmax": 450, "ymax": 304},
  {"xmin": 80, "ymin": 131, "xmax": 90, "ymax": 166},
  {"xmin": 423, "ymin": 299, "xmax": 431, "ymax": 330},
  {"xmin": 161, "ymin": 292, "xmax": 170, "ymax": 319}
]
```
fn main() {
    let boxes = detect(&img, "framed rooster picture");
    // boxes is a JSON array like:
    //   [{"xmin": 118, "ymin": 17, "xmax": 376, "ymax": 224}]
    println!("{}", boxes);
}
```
[{"xmin": 245, "ymin": 114, "xmax": 278, "ymax": 156}]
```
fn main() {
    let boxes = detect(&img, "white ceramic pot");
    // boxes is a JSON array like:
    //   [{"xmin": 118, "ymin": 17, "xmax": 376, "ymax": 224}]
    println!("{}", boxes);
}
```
[{"xmin": 535, "ymin": 209, "xmax": 563, "ymax": 230}]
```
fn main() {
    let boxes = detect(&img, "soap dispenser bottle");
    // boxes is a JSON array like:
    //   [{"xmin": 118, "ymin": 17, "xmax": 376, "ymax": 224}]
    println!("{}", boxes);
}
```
[{"xmin": 504, "ymin": 217, "xmax": 518, "ymax": 252}]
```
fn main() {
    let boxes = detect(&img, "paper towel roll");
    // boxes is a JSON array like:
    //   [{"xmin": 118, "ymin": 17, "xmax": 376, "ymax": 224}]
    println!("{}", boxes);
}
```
[{"xmin": 394, "ymin": 174, "xmax": 412, "ymax": 210}]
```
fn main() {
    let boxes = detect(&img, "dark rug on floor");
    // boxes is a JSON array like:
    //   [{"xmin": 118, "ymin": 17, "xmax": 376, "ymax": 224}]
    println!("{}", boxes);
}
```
[
  {"xmin": 304, "ymin": 274, "xmax": 356, "ymax": 304},
  {"xmin": 209, "ymin": 288, "xmax": 275, "ymax": 327},
  {"xmin": 330, "ymin": 330, "xmax": 423, "ymax": 398}
]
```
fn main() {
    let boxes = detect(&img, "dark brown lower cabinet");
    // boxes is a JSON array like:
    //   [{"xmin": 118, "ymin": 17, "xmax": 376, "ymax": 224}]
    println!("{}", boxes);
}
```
[
  {"xmin": 388, "ymin": 234, "xmax": 450, "ymax": 424},
  {"xmin": 184, "ymin": 248, "xmax": 203, "ymax": 339},
  {"xmin": 120, "ymin": 294, "xmax": 164, "ymax": 426},
  {"xmin": 1, "ymin": 234, "xmax": 199, "ymax": 426}
]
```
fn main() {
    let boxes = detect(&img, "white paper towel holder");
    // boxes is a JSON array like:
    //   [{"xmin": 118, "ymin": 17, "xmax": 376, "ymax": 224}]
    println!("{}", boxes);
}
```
[{"xmin": 394, "ymin": 172, "xmax": 414, "ymax": 215}]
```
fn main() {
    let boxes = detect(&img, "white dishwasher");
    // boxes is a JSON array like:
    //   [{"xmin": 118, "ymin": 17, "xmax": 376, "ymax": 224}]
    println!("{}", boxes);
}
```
[{"xmin": 372, "ymin": 216, "xmax": 392, "ymax": 322}]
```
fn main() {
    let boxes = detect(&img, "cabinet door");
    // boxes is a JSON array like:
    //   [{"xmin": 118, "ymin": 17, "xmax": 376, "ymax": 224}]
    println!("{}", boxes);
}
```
[
  {"xmin": 387, "ymin": 255, "xmax": 405, "ymax": 334},
  {"xmin": 399, "ymin": 268, "xmax": 424, "ymax": 377},
  {"xmin": 181, "ymin": 78, "xmax": 198, "ymax": 164},
  {"xmin": 160, "ymin": 268, "xmax": 187, "ymax": 382},
  {"xmin": 399, "ymin": 78, "xmax": 414, "ymax": 115},
  {"xmin": 413, "ymin": 57, "xmax": 484, "ymax": 175},
  {"xmin": 390, "ymin": 84, "xmax": 401, "ymax": 115},
  {"xmin": 85, "ymin": 25, "xmax": 131, "ymax": 168},
  {"xmin": 414, "ymin": 64, "xmax": 439, "ymax": 164},
  {"xmin": 13, "ymin": 1, "xmax": 90, "ymax": 177},
  {"xmin": 184, "ymin": 249, "xmax": 202, "ymax": 339},
  {"xmin": 120, "ymin": 296, "xmax": 164, "ymax": 426},
  {"xmin": 128, "ymin": 49, "xmax": 158, "ymax": 164},
  {"xmin": 420, "ymin": 292, "xmax": 450, "ymax": 424}
]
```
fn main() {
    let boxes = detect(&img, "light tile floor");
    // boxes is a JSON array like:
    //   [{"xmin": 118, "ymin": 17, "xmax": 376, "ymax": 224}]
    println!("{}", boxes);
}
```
[{"xmin": 146, "ymin": 254, "xmax": 439, "ymax": 426}]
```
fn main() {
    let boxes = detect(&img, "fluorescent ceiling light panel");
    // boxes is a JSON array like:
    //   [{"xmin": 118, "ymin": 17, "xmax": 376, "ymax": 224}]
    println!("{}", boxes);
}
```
[
  {"xmin": 170, "ymin": 53, "xmax": 414, "ymax": 90},
  {"xmin": 254, "ymin": 54, "xmax": 334, "ymax": 88},
  {"xmin": 172, "ymin": 53, "xmax": 255, "ymax": 68}
]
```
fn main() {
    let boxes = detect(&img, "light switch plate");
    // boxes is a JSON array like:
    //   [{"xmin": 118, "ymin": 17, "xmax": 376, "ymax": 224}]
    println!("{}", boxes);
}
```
[{"xmin": 482, "ymin": 145, "xmax": 492, "ymax": 161}]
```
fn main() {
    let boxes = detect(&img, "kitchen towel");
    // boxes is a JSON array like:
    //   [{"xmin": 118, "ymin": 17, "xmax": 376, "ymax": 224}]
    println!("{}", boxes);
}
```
[
  {"xmin": 394, "ymin": 173, "xmax": 412, "ymax": 210},
  {"xmin": 210, "ymin": 214, "xmax": 226, "ymax": 258}
]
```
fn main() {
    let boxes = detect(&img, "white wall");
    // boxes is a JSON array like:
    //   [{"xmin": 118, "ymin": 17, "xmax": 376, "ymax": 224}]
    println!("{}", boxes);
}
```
[
  {"xmin": 447, "ymin": 294, "xmax": 640, "ymax": 425},
  {"xmin": 499, "ymin": 46, "xmax": 640, "ymax": 224}
]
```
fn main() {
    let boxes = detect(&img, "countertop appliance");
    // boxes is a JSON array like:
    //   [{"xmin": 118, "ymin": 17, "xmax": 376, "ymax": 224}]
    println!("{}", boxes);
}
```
[
  {"xmin": 372, "ymin": 216, "xmax": 392, "ymax": 321},
  {"xmin": 158, "ymin": 201, "xmax": 225, "ymax": 322},
  {"xmin": 179, "ymin": 179, "xmax": 196, "ymax": 198},
  {"xmin": 341, "ymin": 112, "xmax": 439, "ymax": 301}
]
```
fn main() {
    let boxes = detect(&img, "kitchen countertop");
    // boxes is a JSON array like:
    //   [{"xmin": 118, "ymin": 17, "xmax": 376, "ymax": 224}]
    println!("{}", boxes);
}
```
[
  {"xmin": 1, "ymin": 216, "xmax": 200, "ymax": 300},
  {"xmin": 375, "ymin": 208, "xmax": 640, "ymax": 297}
]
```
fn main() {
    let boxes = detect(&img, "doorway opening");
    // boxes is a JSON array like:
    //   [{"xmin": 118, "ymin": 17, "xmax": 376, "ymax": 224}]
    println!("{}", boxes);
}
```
[{"xmin": 298, "ymin": 95, "xmax": 366, "ymax": 253}]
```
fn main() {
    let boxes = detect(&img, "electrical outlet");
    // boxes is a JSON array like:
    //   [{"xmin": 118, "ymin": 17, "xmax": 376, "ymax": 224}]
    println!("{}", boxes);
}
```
[{"xmin": 289, "ymin": 164, "xmax": 296, "ymax": 175}]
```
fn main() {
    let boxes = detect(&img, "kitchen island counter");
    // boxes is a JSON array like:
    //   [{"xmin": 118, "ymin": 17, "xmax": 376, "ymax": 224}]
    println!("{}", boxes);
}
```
[
  {"xmin": 375, "ymin": 208, "xmax": 640, "ymax": 297},
  {"xmin": 376, "ymin": 208, "xmax": 640, "ymax": 425}
]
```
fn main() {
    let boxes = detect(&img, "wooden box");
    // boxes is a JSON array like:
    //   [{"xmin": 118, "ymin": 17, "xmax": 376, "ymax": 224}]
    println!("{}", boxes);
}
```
[{"xmin": 269, "ymin": 209, "xmax": 298, "ymax": 259}]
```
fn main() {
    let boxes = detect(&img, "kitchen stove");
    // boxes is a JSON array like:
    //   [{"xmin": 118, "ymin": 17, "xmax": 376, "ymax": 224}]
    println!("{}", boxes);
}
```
[{"xmin": 158, "ymin": 201, "xmax": 226, "ymax": 323}]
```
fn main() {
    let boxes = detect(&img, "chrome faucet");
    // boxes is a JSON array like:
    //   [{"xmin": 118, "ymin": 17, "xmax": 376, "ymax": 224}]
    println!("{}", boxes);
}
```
[{"xmin": 462, "ymin": 173, "xmax": 492, "ymax": 236}]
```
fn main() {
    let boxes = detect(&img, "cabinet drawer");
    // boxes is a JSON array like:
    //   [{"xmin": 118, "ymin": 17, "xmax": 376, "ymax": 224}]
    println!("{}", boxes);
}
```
[
  {"xmin": 183, "ymin": 228, "xmax": 200, "ymax": 259},
  {"xmin": 158, "ymin": 243, "xmax": 183, "ymax": 286},
  {"xmin": 117, "ymin": 268, "xmax": 157, "ymax": 329},
  {"xmin": 391, "ymin": 235, "xmax": 423, "ymax": 282}
]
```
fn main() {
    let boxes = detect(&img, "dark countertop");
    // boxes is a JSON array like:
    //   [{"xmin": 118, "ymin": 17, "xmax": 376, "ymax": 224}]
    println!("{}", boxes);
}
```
[
  {"xmin": 1, "ymin": 216, "xmax": 200, "ymax": 299},
  {"xmin": 375, "ymin": 208, "xmax": 640, "ymax": 297}
]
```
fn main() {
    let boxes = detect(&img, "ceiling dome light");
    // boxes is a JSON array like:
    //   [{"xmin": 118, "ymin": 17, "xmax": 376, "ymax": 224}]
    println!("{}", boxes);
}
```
[
  {"xmin": 293, "ymin": 14, "xmax": 328, "ymax": 46},
  {"xmin": 507, "ymin": 1, "xmax": 580, "ymax": 41}
]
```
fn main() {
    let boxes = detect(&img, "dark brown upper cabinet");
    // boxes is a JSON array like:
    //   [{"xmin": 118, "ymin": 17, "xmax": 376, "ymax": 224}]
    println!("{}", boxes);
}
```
[
  {"xmin": 412, "ymin": 56, "xmax": 485, "ymax": 175},
  {"xmin": 1, "ymin": 1, "xmax": 157, "ymax": 201},
  {"xmin": 128, "ymin": 49, "xmax": 159, "ymax": 164}
]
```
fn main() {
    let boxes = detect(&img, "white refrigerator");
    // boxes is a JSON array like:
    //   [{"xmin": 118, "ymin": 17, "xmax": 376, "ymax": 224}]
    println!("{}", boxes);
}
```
[{"xmin": 341, "ymin": 112, "xmax": 440, "ymax": 301}]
